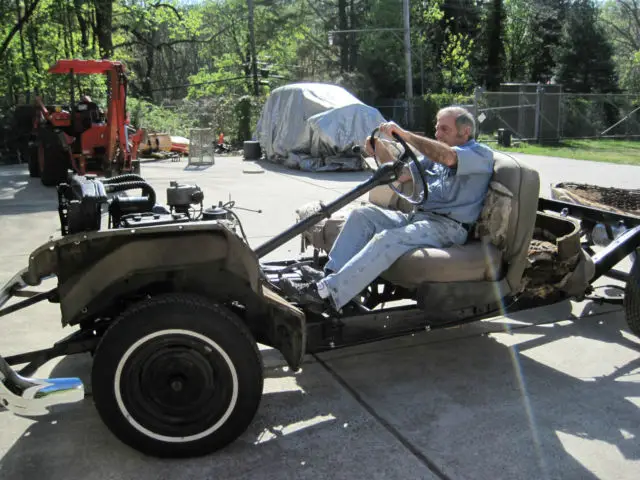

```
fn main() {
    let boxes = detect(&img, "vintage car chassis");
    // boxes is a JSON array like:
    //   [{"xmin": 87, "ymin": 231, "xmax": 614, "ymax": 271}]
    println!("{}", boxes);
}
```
[
  {"xmin": 1, "ymin": 191, "xmax": 639, "ymax": 418},
  {"xmin": 0, "ymin": 155, "xmax": 638, "ymax": 460}
]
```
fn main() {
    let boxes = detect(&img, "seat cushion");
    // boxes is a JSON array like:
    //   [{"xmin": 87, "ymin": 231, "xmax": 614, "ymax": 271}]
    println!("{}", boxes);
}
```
[
  {"xmin": 381, "ymin": 240, "xmax": 503, "ymax": 287},
  {"xmin": 296, "ymin": 202, "xmax": 503, "ymax": 287}
]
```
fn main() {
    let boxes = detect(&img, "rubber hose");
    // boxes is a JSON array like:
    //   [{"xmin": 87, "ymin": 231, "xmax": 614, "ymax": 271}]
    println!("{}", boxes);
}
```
[
  {"xmin": 104, "ymin": 181, "xmax": 157, "ymax": 210},
  {"xmin": 101, "ymin": 173, "xmax": 145, "ymax": 184}
]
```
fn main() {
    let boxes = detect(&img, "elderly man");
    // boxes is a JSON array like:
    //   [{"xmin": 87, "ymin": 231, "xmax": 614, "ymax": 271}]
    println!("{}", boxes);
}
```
[{"xmin": 282, "ymin": 106, "xmax": 495, "ymax": 311}]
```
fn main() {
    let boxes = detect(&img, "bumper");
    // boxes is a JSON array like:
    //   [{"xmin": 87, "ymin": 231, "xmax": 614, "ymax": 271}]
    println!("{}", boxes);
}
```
[
  {"xmin": 0, "ymin": 270, "xmax": 85, "ymax": 416},
  {"xmin": 0, "ymin": 355, "xmax": 84, "ymax": 416}
]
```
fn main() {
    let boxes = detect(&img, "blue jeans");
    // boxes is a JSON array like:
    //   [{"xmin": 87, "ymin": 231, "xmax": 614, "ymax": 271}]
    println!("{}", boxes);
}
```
[{"xmin": 322, "ymin": 205, "xmax": 468, "ymax": 309}]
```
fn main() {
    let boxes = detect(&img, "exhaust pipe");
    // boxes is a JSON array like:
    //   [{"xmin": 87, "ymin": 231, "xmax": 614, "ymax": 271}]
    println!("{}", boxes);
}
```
[{"xmin": 0, "ymin": 355, "xmax": 84, "ymax": 416}]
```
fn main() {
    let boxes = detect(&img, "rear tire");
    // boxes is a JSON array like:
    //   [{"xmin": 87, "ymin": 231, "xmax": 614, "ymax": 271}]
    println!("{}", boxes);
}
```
[
  {"xmin": 39, "ymin": 129, "xmax": 69, "ymax": 186},
  {"xmin": 624, "ymin": 254, "xmax": 640, "ymax": 337},
  {"xmin": 91, "ymin": 293, "xmax": 264, "ymax": 458},
  {"xmin": 28, "ymin": 142, "xmax": 40, "ymax": 177}
]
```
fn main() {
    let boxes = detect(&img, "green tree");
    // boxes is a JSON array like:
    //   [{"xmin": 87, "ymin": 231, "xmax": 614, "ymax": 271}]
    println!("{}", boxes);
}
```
[
  {"xmin": 412, "ymin": 0, "xmax": 480, "ymax": 94},
  {"xmin": 600, "ymin": 0, "xmax": 640, "ymax": 91},
  {"xmin": 502, "ymin": 0, "xmax": 535, "ymax": 82},
  {"xmin": 554, "ymin": 0, "xmax": 618, "ymax": 93},
  {"xmin": 473, "ymin": 0, "xmax": 504, "ymax": 90},
  {"xmin": 528, "ymin": 0, "xmax": 568, "ymax": 83}
]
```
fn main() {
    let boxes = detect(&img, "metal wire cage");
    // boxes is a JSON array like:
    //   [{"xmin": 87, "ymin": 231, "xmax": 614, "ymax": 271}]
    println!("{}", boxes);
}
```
[{"xmin": 188, "ymin": 128, "xmax": 215, "ymax": 166}]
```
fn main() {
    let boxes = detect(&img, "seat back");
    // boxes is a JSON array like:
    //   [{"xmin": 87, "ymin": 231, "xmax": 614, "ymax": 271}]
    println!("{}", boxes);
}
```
[
  {"xmin": 368, "ymin": 150, "xmax": 540, "ymax": 293},
  {"xmin": 484, "ymin": 152, "xmax": 540, "ymax": 292}
]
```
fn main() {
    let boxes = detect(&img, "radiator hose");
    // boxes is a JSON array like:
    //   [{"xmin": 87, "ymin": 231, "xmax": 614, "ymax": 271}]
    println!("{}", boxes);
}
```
[
  {"xmin": 101, "ymin": 173, "xmax": 146, "ymax": 184},
  {"xmin": 104, "ymin": 180, "xmax": 157, "ymax": 211}
]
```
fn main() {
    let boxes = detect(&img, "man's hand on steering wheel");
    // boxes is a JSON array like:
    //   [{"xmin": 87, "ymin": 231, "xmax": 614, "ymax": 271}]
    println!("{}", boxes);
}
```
[
  {"xmin": 365, "ymin": 121, "xmax": 408, "ymax": 158},
  {"xmin": 364, "ymin": 136, "xmax": 397, "ymax": 164},
  {"xmin": 378, "ymin": 121, "xmax": 408, "ymax": 142},
  {"xmin": 366, "ymin": 123, "xmax": 429, "ymax": 205}
]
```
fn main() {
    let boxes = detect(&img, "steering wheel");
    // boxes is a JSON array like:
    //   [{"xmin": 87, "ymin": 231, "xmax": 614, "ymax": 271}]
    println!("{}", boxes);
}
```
[{"xmin": 368, "ymin": 127, "xmax": 429, "ymax": 205}]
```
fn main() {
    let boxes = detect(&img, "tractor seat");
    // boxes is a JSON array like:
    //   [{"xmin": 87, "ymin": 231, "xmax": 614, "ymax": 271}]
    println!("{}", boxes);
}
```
[
  {"xmin": 296, "ymin": 151, "xmax": 540, "ymax": 289},
  {"xmin": 74, "ymin": 101, "xmax": 103, "ymax": 133}
]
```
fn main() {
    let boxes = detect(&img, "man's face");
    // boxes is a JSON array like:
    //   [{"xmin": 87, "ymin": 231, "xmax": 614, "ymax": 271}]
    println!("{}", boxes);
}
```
[{"xmin": 435, "ymin": 114, "xmax": 469, "ymax": 146}]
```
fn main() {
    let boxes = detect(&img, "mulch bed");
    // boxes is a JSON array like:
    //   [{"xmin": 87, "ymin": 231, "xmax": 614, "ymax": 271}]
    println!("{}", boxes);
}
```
[{"xmin": 552, "ymin": 182, "xmax": 640, "ymax": 216}]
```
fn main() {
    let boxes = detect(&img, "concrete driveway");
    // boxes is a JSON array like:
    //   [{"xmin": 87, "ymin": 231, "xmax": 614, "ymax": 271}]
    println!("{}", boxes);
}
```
[{"xmin": 0, "ymin": 152, "xmax": 639, "ymax": 480}]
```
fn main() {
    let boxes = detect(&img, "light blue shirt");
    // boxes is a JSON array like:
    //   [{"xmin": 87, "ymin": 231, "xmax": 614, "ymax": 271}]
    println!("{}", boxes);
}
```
[{"xmin": 410, "ymin": 139, "xmax": 495, "ymax": 224}]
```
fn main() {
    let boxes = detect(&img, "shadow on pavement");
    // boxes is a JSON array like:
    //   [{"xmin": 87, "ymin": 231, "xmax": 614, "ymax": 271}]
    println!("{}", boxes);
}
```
[
  {"xmin": 0, "ymin": 167, "xmax": 58, "ymax": 214},
  {"xmin": 317, "ymin": 301, "xmax": 640, "ymax": 479},
  {"xmin": 0, "ymin": 350, "xmax": 431, "ymax": 479},
  {"xmin": 183, "ymin": 164, "xmax": 215, "ymax": 172},
  {"xmin": 0, "ymin": 302, "xmax": 638, "ymax": 479}
]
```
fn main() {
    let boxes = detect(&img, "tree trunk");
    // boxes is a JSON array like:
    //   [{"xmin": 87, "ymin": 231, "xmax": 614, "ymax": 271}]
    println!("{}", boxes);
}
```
[
  {"xmin": 66, "ymin": 2, "xmax": 76, "ymax": 58},
  {"xmin": 93, "ymin": 0, "xmax": 113, "ymax": 58},
  {"xmin": 248, "ymin": 0, "xmax": 259, "ymax": 95},
  {"xmin": 486, "ymin": 0, "xmax": 504, "ymax": 90},
  {"xmin": 27, "ymin": 18, "xmax": 40, "ymax": 95},
  {"xmin": 61, "ymin": 11, "xmax": 71, "ymax": 59},
  {"xmin": 90, "ymin": 6, "xmax": 97, "ymax": 53},
  {"xmin": 4, "ymin": 50, "xmax": 16, "ymax": 104},
  {"xmin": 348, "ymin": 0, "xmax": 357, "ymax": 71},
  {"xmin": 338, "ymin": 0, "xmax": 348, "ymax": 73},
  {"xmin": 27, "ymin": 20, "xmax": 40, "ymax": 73},
  {"xmin": 15, "ymin": 0, "xmax": 31, "ymax": 97},
  {"xmin": 141, "ymin": 32, "xmax": 156, "ymax": 101},
  {"xmin": 73, "ymin": 0, "xmax": 90, "ymax": 55}
]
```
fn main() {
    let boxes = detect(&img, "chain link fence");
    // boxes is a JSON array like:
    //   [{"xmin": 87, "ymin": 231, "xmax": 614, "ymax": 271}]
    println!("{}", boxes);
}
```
[
  {"xmin": 471, "ymin": 86, "xmax": 640, "ymax": 144},
  {"xmin": 557, "ymin": 93, "xmax": 640, "ymax": 139},
  {"xmin": 373, "ymin": 86, "xmax": 640, "ymax": 144}
]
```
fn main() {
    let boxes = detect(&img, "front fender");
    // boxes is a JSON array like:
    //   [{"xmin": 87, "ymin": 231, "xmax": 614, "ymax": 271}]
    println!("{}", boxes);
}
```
[
  {"xmin": 25, "ymin": 222, "xmax": 261, "ymax": 326},
  {"xmin": 24, "ymin": 222, "xmax": 306, "ymax": 370}
]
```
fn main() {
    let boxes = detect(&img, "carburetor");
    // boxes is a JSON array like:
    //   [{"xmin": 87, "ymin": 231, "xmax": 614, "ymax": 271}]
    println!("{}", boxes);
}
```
[{"xmin": 166, "ymin": 181, "xmax": 204, "ymax": 215}]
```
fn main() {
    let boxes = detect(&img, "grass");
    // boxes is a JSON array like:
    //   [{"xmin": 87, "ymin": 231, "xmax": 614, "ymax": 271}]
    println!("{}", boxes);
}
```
[{"xmin": 479, "ymin": 138, "xmax": 640, "ymax": 166}]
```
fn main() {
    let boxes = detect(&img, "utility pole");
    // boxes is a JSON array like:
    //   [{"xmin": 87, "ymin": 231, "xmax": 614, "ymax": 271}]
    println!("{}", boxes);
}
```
[
  {"xmin": 403, "ymin": 0, "xmax": 413, "ymax": 127},
  {"xmin": 248, "ymin": 0, "xmax": 259, "ymax": 96},
  {"xmin": 329, "ymin": 0, "xmax": 414, "ymax": 126}
]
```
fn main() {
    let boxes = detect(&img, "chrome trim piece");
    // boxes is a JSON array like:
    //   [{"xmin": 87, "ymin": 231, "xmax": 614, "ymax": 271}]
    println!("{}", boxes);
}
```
[
  {"xmin": 0, "ymin": 268, "xmax": 28, "ymax": 309},
  {"xmin": 0, "ymin": 355, "xmax": 84, "ymax": 416}
]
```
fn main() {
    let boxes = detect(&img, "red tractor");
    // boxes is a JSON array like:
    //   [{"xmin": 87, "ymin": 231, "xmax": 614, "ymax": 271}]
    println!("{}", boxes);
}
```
[{"xmin": 29, "ymin": 59, "xmax": 145, "ymax": 186}]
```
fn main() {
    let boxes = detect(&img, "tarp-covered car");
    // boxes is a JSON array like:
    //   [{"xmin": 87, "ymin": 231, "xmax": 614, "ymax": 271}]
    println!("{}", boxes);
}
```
[{"xmin": 254, "ymin": 83, "xmax": 386, "ymax": 171}]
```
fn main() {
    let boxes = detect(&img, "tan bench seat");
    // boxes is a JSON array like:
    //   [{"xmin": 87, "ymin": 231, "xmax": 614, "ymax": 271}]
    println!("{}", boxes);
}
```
[{"xmin": 296, "ymin": 151, "xmax": 540, "ymax": 292}]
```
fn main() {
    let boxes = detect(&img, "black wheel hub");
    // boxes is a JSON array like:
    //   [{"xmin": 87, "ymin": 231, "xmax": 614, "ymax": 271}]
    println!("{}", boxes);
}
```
[{"xmin": 120, "ymin": 333, "xmax": 234, "ymax": 437}]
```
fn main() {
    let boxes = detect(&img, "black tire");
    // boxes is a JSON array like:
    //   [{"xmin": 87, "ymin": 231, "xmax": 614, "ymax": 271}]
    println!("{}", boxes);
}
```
[
  {"xmin": 91, "ymin": 293, "xmax": 264, "ymax": 458},
  {"xmin": 624, "ymin": 254, "xmax": 640, "ymax": 337},
  {"xmin": 28, "ymin": 143, "xmax": 40, "ymax": 177},
  {"xmin": 39, "ymin": 129, "xmax": 69, "ymax": 186},
  {"xmin": 132, "ymin": 159, "xmax": 141, "ymax": 175}
]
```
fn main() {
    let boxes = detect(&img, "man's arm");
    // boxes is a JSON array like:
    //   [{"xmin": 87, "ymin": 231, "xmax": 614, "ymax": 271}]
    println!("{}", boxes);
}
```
[
  {"xmin": 379, "ymin": 123, "xmax": 457, "ymax": 168},
  {"xmin": 402, "ymin": 131, "xmax": 457, "ymax": 168}
]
